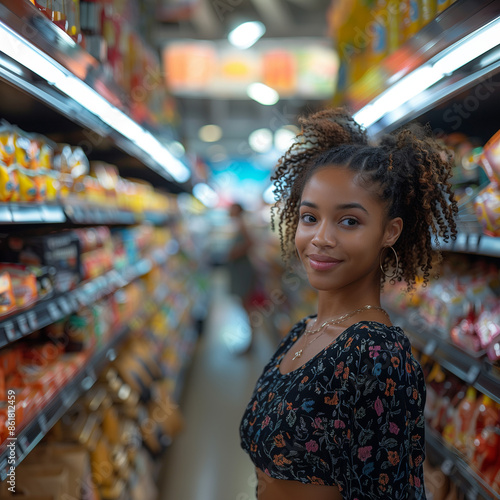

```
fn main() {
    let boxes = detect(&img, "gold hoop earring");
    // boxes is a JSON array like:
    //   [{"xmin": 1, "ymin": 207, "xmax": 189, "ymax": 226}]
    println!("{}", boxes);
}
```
[{"xmin": 380, "ymin": 246, "xmax": 398, "ymax": 279}]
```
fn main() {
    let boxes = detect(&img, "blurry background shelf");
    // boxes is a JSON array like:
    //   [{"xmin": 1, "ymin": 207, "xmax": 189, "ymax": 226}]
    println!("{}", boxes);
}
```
[
  {"xmin": 0, "ymin": 0, "xmax": 191, "ymax": 192},
  {"xmin": 389, "ymin": 308, "xmax": 500, "ymax": 405},
  {"xmin": 426, "ymin": 425, "xmax": 500, "ymax": 500},
  {"xmin": 0, "ymin": 254, "xmax": 161, "ymax": 349}
]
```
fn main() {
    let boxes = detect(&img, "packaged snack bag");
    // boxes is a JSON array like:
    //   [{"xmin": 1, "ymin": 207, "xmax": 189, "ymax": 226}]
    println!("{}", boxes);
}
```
[
  {"xmin": 481, "ymin": 129, "xmax": 500, "ymax": 184},
  {"xmin": 474, "ymin": 184, "xmax": 500, "ymax": 237}
]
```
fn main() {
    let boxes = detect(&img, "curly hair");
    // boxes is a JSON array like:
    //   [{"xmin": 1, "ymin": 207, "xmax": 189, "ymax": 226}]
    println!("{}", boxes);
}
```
[{"xmin": 270, "ymin": 107, "xmax": 458, "ymax": 290}]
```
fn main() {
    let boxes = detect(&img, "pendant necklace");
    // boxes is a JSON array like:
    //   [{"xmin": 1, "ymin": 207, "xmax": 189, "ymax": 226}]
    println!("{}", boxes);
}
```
[{"xmin": 292, "ymin": 305, "xmax": 389, "ymax": 361}]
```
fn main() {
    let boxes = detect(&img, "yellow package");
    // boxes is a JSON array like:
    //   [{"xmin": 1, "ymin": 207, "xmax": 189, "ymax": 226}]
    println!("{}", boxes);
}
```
[
  {"xmin": 14, "ymin": 131, "xmax": 39, "ymax": 170},
  {"xmin": 0, "ymin": 163, "xmax": 18, "ymax": 202},
  {"xmin": 0, "ymin": 125, "xmax": 15, "ymax": 167},
  {"xmin": 17, "ymin": 167, "xmax": 37, "ymax": 202}
]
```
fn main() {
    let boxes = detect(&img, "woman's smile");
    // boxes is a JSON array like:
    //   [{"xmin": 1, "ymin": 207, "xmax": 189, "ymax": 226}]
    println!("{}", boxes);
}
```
[{"xmin": 307, "ymin": 254, "xmax": 342, "ymax": 271}]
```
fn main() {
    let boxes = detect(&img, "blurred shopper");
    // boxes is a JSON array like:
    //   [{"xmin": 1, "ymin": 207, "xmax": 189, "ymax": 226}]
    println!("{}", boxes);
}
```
[
  {"xmin": 226, "ymin": 203, "xmax": 257, "ymax": 335},
  {"xmin": 240, "ymin": 108, "xmax": 458, "ymax": 499}
]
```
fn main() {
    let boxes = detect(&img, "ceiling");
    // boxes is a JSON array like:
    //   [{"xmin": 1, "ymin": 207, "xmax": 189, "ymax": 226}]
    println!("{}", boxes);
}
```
[
  {"xmin": 148, "ymin": 0, "xmax": 334, "ymax": 192},
  {"xmin": 152, "ymin": 0, "xmax": 332, "ymax": 41}
]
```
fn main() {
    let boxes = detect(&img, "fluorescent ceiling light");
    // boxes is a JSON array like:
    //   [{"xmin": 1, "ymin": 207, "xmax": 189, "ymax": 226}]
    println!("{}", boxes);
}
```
[
  {"xmin": 247, "ymin": 83, "xmax": 279, "ymax": 106},
  {"xmin": 354, "ymin": 66, "xmax": 443, "ymax": 128},
  {"xmin": 249, "ymin": 128, "xmax": 273, "ymax": 153},
  {"xmin": 193, "ymin": 183, "xmax": 219, "ymax": 208},
  {"xmin": 228, "ymin": 21, "xmax": 266, "ymax": 50},
  {"xmin": 199, "ymin": 124, "xmax": 223, "ymax": 142},
  {"xmin": 433, "ymin": 16, "xmax": 500, "ymax": 75},
  {"xmin": 169, "ymin": 141, "xmax": 186, "ymax": 158},
  {"xmin": 274, "ymin": 127, "xmax": 297, "ymax": 152},
  {"xmin": 353, "ymin": 16, "xmax": 500, "ymax": 130},
  {"xmin": 0, "ymin": 20, "xmax": 190, "ymax": 183}
]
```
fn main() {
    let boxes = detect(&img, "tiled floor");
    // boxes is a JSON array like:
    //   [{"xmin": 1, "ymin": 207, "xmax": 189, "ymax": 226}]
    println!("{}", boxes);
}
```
[{"xmin": 158, "ymin": 269, "xmax": 276, "ymax": 500}]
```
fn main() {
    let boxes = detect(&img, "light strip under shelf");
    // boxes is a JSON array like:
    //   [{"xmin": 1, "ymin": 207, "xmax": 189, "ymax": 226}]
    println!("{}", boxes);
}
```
[
  {"xmin": 353, "ymin": 16, "xmax": 500, "ymax": 130},
  {"xmin": 0, "ymin": 19, "xmax": 191, "ymax": 183}
]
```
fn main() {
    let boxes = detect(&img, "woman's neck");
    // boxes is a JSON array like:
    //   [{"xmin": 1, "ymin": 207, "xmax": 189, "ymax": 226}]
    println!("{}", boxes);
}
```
[{"xmin": 315, "ymin": 289, "xmax": 382, "ymax": 324}]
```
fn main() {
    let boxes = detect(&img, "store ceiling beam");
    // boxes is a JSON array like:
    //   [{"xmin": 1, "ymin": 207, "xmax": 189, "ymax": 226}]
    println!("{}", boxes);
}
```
[
  {"xmin": 190, "ymin": 0, "xmax": 224, "ymax": 39},
  {"xmin": 250, "ymin": 0, "xmax": 294, "ymax": 35}
]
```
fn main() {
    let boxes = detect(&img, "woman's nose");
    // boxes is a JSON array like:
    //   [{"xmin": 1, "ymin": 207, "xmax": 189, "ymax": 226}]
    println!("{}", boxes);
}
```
[{"xmin": 311, "ymin": 221, "xmax": 336, "ymax": 247}]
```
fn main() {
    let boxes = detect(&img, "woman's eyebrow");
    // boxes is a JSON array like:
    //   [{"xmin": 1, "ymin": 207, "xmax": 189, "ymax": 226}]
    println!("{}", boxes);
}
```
[
  {"xmin": 337, "ymin": 202, "xmax": 369, "ymax": 214},
  {"xmin": 300, "ymin": 200, "xmax": 368, "ymax": 214}
]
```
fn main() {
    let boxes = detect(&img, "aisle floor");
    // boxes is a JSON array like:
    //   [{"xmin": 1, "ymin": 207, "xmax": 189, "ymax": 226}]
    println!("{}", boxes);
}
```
[{"xmin": 158, "ymin": 269, "xmax": 277, "ymax": 500}]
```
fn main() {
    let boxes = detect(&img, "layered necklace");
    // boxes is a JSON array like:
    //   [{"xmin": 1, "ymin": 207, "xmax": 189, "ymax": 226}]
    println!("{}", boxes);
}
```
[{"xmin": 292, "ymin": 305, "xmax": 389, "ymax": 361}]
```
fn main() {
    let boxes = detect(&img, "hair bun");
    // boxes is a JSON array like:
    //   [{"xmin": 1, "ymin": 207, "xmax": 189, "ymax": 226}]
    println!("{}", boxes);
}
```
[{"xmin": 298, "ymin": 107, "xmax": 368, "ymax": 152}]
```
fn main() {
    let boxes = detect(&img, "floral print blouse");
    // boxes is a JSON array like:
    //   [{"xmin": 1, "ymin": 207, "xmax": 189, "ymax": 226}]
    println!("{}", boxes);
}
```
[{"xmin": 239, "ymin": 317, "xmax": 427, "ymax": 499}]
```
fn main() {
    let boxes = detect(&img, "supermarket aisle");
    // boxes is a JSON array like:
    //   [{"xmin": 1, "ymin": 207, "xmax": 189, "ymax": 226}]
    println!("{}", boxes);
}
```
[{"xmin": 158, "ymin": 268, "xmax": 277, "ymax": 500}]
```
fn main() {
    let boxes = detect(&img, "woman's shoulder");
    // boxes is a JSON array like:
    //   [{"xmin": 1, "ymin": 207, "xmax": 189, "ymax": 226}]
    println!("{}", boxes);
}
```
[{"xmin": 345, "ymin": 320, "xmax": 412, "ymax": 356}]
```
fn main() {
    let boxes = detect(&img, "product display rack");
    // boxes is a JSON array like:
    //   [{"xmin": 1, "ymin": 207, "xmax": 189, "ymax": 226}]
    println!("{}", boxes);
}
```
[
  {"xmin": 425, "ymin": 425, "xmax": 500, "ymax": 500},
  {"xmin": 389, "ymin": 309, "xmax": 500, "ymax": 405},
  {"xmin": 0, "ymin": 1, "xmax": 201, "ymax": 494},
  {"xmin": 0, "ymin": 279, "xmax": 170, "ymax": 482},
  {"xmin": 347, "ymin": 0, "xmax": 500, "ymax": 138},
  {"xmin": 0, "ymin": 0, "xmax": 190, "ymax": 189},
  {"xmin": 0, "ymin": 254, "xmax": 158, "ymax": 349}
]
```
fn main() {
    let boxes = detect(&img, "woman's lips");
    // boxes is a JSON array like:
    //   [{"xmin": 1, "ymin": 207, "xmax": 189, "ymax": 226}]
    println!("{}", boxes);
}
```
[{"xmin": 308, "ymin": 254, "xmax": 342, "ymax": 271}]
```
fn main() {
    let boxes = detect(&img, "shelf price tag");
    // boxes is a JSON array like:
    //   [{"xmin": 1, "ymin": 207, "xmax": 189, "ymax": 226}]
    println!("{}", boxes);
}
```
[
  {"xmin": 47, "ymin": 302, "xmax": 62, "ymax": 322},
  {"xmin": 19, "ymin": 435, "xmax": 29, "ymax": 455},
  {"xmin": 467, "ymin": 233, "xmax": 480, "ymax": 253},
  {"xmin": 39, "ymin": 413, "xmax": 48, "ymax": 433},
  {"xmin": 67, "ymin": 294, "xmax": 79, "ymax": 312},
  {"xmin": 466, "ymin": 365, "xmax": 481, "ymax": 384},
  {"xmin": 26, "ymin": 310, "xmax": 38, "ymax": 330},
  {"xmin": 61, "ymin": 390, "xmax": 73, "ymax": 408},
  {"xmin": 17, "ymin": 315, "xmax": 30, "ymax": 335},
  {"xmin": 81, "ymin": 371, "xmax": 96, "ymax": 391},
  {"xmin": 423, "ymin": 339, "xmax": 438, "ymax": 356},
  {"xmin": 58, "ymin": 297, "xmax": 72, "ymax": 316},
  {"xmin": 441, "ymin": 458, "xmax": 454, "ymax": 476},
  {"xmin": 2, "ymin": 321, "xmax": 17, "ymax": 342},
  {"xmin": 75, "ymin": 290, "xmax": 88, "ymax": 307}
]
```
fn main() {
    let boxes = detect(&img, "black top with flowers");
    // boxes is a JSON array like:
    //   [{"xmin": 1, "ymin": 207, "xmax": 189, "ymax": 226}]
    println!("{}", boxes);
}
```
[{"xmin": 239, "ymin": 317, "xmax": 427, "ymax": 499}]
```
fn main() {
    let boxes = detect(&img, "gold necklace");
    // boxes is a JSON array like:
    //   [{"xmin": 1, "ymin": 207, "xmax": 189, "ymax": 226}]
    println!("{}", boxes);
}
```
[{"xmin": 292, "ymin": 305, "xmax": 389, "ymax": 361}]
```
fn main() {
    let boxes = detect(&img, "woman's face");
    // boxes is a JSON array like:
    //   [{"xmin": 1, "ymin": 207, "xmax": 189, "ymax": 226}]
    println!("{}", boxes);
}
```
[{"xmin": 294, "ymin": 166, "xmax": 401, "ymax": 293}]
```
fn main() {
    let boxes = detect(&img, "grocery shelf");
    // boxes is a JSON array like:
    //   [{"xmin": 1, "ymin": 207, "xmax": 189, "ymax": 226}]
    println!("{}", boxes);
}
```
[
  {"xmin": 0, "ymin": 1, "xmax": 190, "ymax": 188},
  {"xmin": 0, "ymin": 203, "xmax": 66, "ymax": 224},
  {"xmin": 350, "ymin": 0, "xmax": 500, "ymax": 136},
  {"xmin": 388, "ymin": 308, "xmax": 500, "ymax": 405},
  {"xmin": 172, "ymin": 325, "xmax": 198, "ymax": 405},
  {"xmin": 0, "ymin": 253, "xmax": 163, "ymax": 349},
  {"xmin": 436, "ymin": 233, "xmax": 500, "ymax": 258},
  {"xmin": 426, "ymin": 425, "xmax": 500, "ymax": 500},
  {"xmin": 0, "ymin": 202, "xmax": 171, "ymax": 226},
  {"xmin": 0, "ymin": 281, "xmax": 167, "ymax": 482}
]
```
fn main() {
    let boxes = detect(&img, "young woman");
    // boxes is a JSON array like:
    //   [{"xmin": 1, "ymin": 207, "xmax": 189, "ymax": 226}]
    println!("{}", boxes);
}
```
[{"xmin": 239, "ymin": 108, "xmax": 458, "ymax": 499}]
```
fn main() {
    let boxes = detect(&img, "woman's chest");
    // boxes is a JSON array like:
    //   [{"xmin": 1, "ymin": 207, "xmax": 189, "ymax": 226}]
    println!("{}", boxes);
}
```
[{"xmin": 248, "ymin": 357, "xmax": 355, "ymax": 432}]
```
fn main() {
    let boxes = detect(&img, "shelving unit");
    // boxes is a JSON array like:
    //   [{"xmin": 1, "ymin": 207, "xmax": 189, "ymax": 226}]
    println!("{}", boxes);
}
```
[
  {"xmin": 348, "ymin": 0, "xmax": 500, "ymax": 138},
  {"xmin": 0, "ymin": 3, "xmax": 202, "ymax": 494},
  {"xmin": 0, "ymin": 254, "xmax": 157, "ymax": 349},
  {"xmin": 0, "ymin": 280, "xmax": 170, "ymax": 481},
  {"xmin": 426, "ymin": 426, "xmax": 500, "ymax": 500},
  {"xmin": 389, "ymin": 308, "xmax": 500, "ymax": 405},
  {"xmin": 0, "ymin": 0, "xmax": 191, "ymax": 189}
]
